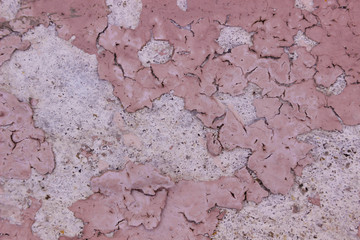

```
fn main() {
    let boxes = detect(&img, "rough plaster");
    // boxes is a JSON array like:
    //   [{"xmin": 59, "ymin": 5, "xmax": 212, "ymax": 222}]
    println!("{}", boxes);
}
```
[
  {"xmin": 0, "ymin": 0, "xmax": 20, "ymax": 21},
  {"xmin": 0, "ymin": 0, "xmax": 360, "ymax": 239},
  {"xmin": 106, "ymin": 0, "xmax": 142, "ymax": 29}
]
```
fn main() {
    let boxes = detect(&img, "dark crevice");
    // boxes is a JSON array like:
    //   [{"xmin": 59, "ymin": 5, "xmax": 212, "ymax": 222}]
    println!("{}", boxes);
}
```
[
  {"xmin": 245, "ymin": 164, "xmax": 272, "ymax": 194},
  {"xmin": 113, "ymin": 53, "xmax": 125, "ymax": 77}
]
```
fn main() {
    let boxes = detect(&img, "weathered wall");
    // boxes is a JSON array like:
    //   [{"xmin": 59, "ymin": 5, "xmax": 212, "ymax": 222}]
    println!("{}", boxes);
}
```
[{"xmin": 0, "ymin": 0, "xmax": 359, "ymax": 239}]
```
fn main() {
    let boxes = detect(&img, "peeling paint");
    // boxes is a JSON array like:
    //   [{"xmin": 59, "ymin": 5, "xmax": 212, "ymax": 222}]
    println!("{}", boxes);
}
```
[
  {"xmin": 0, "ymin": 90, "xmax": 54, "ymax": 179},
  {"xmin": 1, "ymin": 0, "xmax": 360, "ymax": 239}
]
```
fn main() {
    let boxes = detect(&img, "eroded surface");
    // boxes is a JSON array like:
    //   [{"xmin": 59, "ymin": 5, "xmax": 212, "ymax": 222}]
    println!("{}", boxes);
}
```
[{"xmin": 1, "ymin": 0, "xmax": 360, "ymax": 239}]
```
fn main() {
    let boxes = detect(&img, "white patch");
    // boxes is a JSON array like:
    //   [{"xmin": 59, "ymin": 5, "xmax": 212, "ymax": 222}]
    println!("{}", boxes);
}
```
[
  {"xmin": 217, "ymin": 26, "xmax": 253, "ymax": 51},
  {"xmin": 317, "ymin": 73, "xmax": 347, "ymax": 96},
  {"xmin": 294, "ymin": 30, "xmax": 318, "ymax": 51},
  {"xmin": 0, "ymin": 0, "xmax": 20, "ymax": 20},
  {"xmin": 138, "ymin": 40, "xmax": 173, "ymax": 67},
  {"xmin": 295, "ymin": 0, "xmax": 314, "ymax": 12},
  {"xmin": 121, "ymin": 93, "xmax": 250, "ymax": 181},
  {"xmin": 106, "ymin": 0, "xmax": 142, "ymax": 29},
  {"xmin": 176, "ymin": 0, "xmax": 187, "ymax": 11}
]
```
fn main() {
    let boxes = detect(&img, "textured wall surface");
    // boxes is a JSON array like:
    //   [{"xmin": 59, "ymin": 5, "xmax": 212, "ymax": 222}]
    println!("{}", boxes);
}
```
[{"xmin": 0, "ymin": 0, "xmax": 359, "ymax": 239}]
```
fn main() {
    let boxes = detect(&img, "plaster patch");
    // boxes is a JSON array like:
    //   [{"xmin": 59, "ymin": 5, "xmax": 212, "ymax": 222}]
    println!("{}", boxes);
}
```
[
  {"xmin": 217, "ymin": 26, "xmax": 253, "ymax": 51},
  {"xmin": 176, "ymin": 0, "xmax": 187, "ymax": 11},
  {"xmin": 294, "ymin": 30, "xmax": 318, "ymax": 51},
  {"xmin": 317, "ymin": 73, "xmax": 347, "ymax": 96},
  {"xmin": 138, "ymin": 39, "xmax": 174, "ymax": 67},
  {"xmin": 0, "ymin": 183, "xmax": 30, "ymax": 225},
  {"xmin": 0, "ymin": 0, "xmax": 20, "ymax": 20},
  {"xmin": 120, "ymin": 93, "xmax": 250, "ymax": 181},
  {"xmin": 295, "ymin": 0, "xmax": 314, "ymax": 12},
  {"xmin": 106, "ymin": 0, "xmax": 142, "ymax": 29}
]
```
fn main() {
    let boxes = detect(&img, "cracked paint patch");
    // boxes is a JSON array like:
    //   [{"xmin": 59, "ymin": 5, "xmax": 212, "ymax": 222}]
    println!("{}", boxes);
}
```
[
  {"xmin": 60, "ymin": 161, "xmax": 267, "ymax": 240},
  {"xmin": 0, "ymin": 16, "xmax": 31, "ymax": 67},
  {"xmin": 0, "ymin": 34, "xmax": 30, "ymax": 67},
  {"xmin": 17, "ymin": 0, "xmax": 108, "ymax": 54},
  {"xmin": 0, "ymin": 90, "xmax": 54, "ymax": 179}
]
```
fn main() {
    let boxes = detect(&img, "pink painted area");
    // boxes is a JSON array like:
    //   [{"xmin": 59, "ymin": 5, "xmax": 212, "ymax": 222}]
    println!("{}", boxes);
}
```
[
  {"xmin": 0, "ymin": 90, "xmax": 55, "ymax": 179},
  {"xmin": 17, "ymin": 0, "xmax": 108, "ymax": 54},
  {"xmin": 283, "ymin": 80, "xmax": 342, "ymax": 131},
  {"xmin": 328, "ymin": 85, "xmax": 360, "ymax": 126},
  {"xmin": 218, "ymin": 107, "xmax": 313, "ymax": 194},
  {"xmin": 308, "ymin": 193, "xmax": 321, "ymax": 207},
  {"xmin": 68, "ymin": 162, "xmax": 174, "ymax": 238},
  {"xmin": 288, "ymin": 47, "xmax": 316, "ymax": 82},
  {"xmin": 62, "ymin": 161, "xmax": 267, "ymax": 239},
  {"xmin": 206, "ymin": 133, "xmax": 222, "ymax": 156},
  {"xmin": 0, "ymin": 198, "xmax": 41, "ymax": 239},
  {"xmin": 0, "ymin": 34, "xmax": 30, "ymax": 67},
  {"xmin": 309, "ymin": 1, "xmax": 360, "ymax": 85}
]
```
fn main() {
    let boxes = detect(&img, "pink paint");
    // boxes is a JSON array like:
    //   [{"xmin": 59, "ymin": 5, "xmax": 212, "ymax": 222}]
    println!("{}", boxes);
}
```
[
  {"xmin": 17, "ymin": 0, "xmax": 108, "ymax": 54},
  {"xmin": 328, "ymin": 85, "xmax": 360, "ymax": 126},
  {"xmin": 308, "ymin": 193, "xmax": 321, "ymax": 207},
  {"xmin": 0, "ymin": 90, "xmax": 55, "ymax": 179},
  {"xmin": 0, "ymin": 34, "xmax": 30, "ymax": 67},
  {"xmin": 206, "ymin": 133, "xmax": 222, "ymax": 156},
  {"xmin": 61, "ymin": 161, "xmax": 267, "ymax": 239}
]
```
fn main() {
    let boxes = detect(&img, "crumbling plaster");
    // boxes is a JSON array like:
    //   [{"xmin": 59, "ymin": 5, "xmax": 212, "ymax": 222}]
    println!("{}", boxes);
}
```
[{"xmin": 0, "ymin": 0, "xmax": 360, "ymax": 239}]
